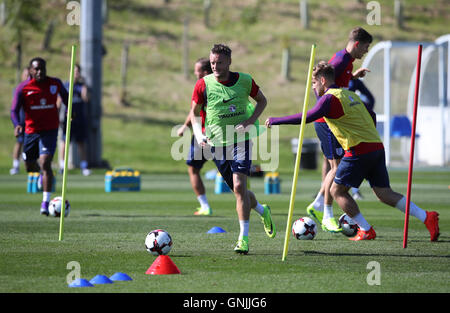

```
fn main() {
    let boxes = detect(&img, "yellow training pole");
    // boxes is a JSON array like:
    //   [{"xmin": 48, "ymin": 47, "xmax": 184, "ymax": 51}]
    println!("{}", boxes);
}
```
[
  {"xmin": 282, "ymin": 44, "xmax": 316, "ymax": 261},
  {"xmin": 59, "ymin": 45, "xmax": 77, "ymax": 241}
]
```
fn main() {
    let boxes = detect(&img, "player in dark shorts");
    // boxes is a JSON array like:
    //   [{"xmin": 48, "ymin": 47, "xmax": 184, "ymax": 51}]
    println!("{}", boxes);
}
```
[
  {"xmin": 266, "ymin": 61, "xmax": 439, "ymax": 242},
  {"xmin": 306, "ymin": 27, "xmax": 373, "ymax": 232},
  {"xmin": 11, "ymin": 57, "xmax": 69, "ymax": 216},
  {"xmin": 190, "ymin": 44, "xmax": 276, "ymax": 254},
  {"xmin": 176, "ymin": 58, "xmax": 214, "ymax": 216}
]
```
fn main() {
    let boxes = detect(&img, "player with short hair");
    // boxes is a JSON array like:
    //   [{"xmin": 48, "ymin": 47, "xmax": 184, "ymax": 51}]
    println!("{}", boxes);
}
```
[
  {"xmin": 177, "ymin": 58, "xmax": 213, "ymax": 216},
  {"xmin": 266, "ymin": 61, "xmax": 439, "ymax": 242},
  {"xmin": 11, "ymin": 57, "xmax": 69, "ymax": 216},
  {"xmin": 307, "ymin": 27, "xmax": 373, "ymax": 233},
  {"xmin": 190, "ymin": 44, "xmax": 276, "ymax": 254}
]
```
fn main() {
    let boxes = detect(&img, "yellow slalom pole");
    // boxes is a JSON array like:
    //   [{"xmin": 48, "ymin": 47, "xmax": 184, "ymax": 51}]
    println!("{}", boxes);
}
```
[
  {"xmin": 282, "ymin": 44, "xmax": 316, "ymax": 261},
  {"xmin": 59, "ymin": 45, "xmax": 77, "ymax": 241}
]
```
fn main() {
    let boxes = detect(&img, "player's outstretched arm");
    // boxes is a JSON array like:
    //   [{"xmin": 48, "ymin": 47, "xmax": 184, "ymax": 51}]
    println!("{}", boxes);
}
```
[{"xmin": 352, "ymin": 67, "xmax": 370, "ymax": 79}]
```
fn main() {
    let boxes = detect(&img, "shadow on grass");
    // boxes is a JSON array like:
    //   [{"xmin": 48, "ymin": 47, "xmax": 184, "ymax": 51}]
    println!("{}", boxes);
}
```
[
  {"xmin": 83, "ymin": 213, "xmax": 228, "ymax": 219},
  {"xmin": 301, "ymin": 250, "xmax": 450, "ymax": 259}
]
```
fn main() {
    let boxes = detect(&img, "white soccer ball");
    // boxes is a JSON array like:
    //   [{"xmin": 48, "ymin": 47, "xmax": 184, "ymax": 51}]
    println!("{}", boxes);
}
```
[
  {"xmin": 48, "ymin": 197, "xmax": 70, "ymax": 217},
  {"xmin": 292, "ymin": 217, "xmax": 317, "ymax": 240},
  {"xmin": 338, "ymin": 213, "xmax": 359, "ymax": 237},
  {"xmin": 145, "ymin": 229, "xmax": 173, "ymax": 256}
]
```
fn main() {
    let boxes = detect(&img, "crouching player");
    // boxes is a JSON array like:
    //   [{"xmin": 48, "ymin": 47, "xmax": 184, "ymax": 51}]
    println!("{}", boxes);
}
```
[{"xmin": 265, "ymin": 61, "xmax": 439, "ymax": 241}]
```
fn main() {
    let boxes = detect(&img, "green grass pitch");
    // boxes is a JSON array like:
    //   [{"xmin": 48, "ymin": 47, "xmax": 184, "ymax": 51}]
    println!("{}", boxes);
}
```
[{"xmin": 0, "ymin": 170, "xmax": 448, "ymax": 293}]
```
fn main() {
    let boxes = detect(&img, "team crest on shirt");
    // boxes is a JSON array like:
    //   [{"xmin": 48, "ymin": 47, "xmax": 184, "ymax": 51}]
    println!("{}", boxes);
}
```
[
  {"xmin": 229, "ymin": 105, "xmax": 236, "ymax": 113},
  {"xmin": 50, "ymin": 85, "xmax": 57, "ymax": 95}
]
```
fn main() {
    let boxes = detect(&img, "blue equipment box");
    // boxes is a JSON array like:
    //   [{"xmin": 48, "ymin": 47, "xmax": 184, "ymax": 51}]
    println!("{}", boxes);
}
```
[
  {"xmin": 264, "ymin": 172, "xmax": 281, "ymax": 194},
  {"xmin": 105, "ymin": 168, "xmax": 141, "ymax": 192}
]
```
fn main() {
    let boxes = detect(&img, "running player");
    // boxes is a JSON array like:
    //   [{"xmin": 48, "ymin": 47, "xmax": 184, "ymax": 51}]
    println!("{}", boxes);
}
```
[
  {"xmin": 11, "ymin": 57, "xmax": 69, "ymax": 216},
  {"xmin": 177, "ymin": 58, "xmax": 213, "ymax": 216},
  {"xmin": 190, "ymin": 44, "xmax": 276, "ymax": 254},
  {"xmin": 307, "ymin": 27, "xmax": 373, "ymax": 232},
  {"xmin": 266, "ymin": 61, "xmax": 439, "ymax": 242}
]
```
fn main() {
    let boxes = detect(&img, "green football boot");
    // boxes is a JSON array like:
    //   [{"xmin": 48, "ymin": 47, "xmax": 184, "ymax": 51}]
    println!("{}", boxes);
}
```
[
  {"xmin": 194, "ymin": 207, "xmax": 212, "ymax": 216},
  {"xmin": 261, "ymin": 204, "xmax": 276, "ymax": 238},
  {"xmin": 321, "ymin": 217, "xmax": 343, "ymax": 233},
  {"xmin": 306, "ymin": 204, "xmax": 324, "ymax": 227},
  {"xmin": 234, "ymin": 236, "xmax": 249, "ymax": 254}
]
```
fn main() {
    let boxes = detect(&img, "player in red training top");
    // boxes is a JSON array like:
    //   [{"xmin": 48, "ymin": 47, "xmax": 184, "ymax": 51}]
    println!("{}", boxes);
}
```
[
  {"xmin": 176, "ymin": 57, "xmax": 214, "ymax": 216},
  {"xmin": 11, "ymin": 57, "xmax": 69, "ymax": 216},
  {"xmin": 307, "ymin": 27, "xmax": 373, "ymax": 232}
]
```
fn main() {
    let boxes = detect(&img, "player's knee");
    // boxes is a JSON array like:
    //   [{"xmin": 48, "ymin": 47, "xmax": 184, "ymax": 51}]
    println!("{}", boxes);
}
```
[
  {"xmin": 233, "ymin": 180, "xmax": 246, "ymax": 196},
  {"xmin": 39, "ymin": 156, "xmax": 53, "ymax": 171},
  {"xmin": 330, "ymin": 183, "xmax": 337, "ymax": 197},
  {"xmin": 330, "ymin": 183, "xmax": 343, "ymax": 199}
]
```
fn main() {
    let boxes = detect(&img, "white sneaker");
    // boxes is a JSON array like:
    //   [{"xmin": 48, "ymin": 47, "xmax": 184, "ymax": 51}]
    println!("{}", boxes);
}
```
[
  {"xmin": 82, "ymin": 168, "xmax": 91, "ymax": 176},
  {"xmin": 9, "ymin": 168, "xmax": 19, "ymax": 175}
]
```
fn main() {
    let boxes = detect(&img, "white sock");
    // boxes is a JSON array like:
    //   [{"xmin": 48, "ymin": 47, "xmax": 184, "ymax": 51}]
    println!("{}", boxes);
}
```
[
  {"xmin": 312, "ymin": 192, "xmax": 324, "ymax": 211},
  {"xmin": 253, "ymin": 201, "xmax": 265, "ymax": 216},
  {"xmin": 395, "ymin": 196, "xmax": 426, "ymax": 223},
  {"xmin": 13, "ymin": 159, "xmax": 20, "ymax": 169},
  {"xmin": 197, "ymin": 194, "xmax": 210, "ymax": 211},
  {"xmin": 351, "ymin": 213, "xmax": 371, "ymax": 231},
  {"xmin": 239, "ymin": 220, "xmax": 249, "ymax": 239},
  {"xmin": 59, "ymin": 159, "xmax": 65, "ymax": 169},
  {"xmin": 43, "ymin": 192, "xmax": 51, "ymax": 203},
  {"xmin": 323, "ymin": 204, "xmax": 334, "ymax": 220}
]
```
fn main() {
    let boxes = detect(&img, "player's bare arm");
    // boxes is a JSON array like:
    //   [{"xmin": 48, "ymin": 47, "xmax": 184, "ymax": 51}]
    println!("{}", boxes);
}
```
[
  {"xmin": 352, "ymin": 67, "xmax": 370, "ymax": 79},
  {"xmin": 190, "ymin": 100, "xmax": 207, "ymax": 146},
  {"xmin": 177, "ymin": 111, "xmax": 192, "ymax": 137}
]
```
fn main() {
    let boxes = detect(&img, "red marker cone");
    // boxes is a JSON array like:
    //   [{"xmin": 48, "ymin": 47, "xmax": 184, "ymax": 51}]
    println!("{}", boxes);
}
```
[{"xmin": 145, "ymin": 255, "xmax": 181, "ymax": 275}]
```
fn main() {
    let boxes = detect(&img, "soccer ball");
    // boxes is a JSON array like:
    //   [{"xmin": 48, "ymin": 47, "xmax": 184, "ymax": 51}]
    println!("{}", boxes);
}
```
[
  {"xmin": 292, "ymin": 217, "xmax": 317, "ymax": 240},
  {"xmin": 338, "ymin": 213, "xmax": 359, "ymax": 237},
  {"xmin": 145, "ymin": 229, "xmax": 173, "ymax": 256},
  {"xmin": 48, "ymin": 197, "xmax": 70, "ymax": 217}
]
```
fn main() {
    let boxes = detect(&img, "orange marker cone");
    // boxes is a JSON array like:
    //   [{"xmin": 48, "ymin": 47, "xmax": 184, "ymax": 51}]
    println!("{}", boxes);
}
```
[{"xmin": 145, "ymin": 255, "xmax": 181, "ymax": 275}]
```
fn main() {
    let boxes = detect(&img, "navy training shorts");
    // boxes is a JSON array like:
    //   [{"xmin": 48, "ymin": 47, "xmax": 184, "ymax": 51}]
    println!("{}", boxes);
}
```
[
  {"xmin": 334, "ymin": 148, "xmax": 390, "ymax": 189},
  {"xmin": 211, "ymin": 140, "xmax": 252, "ymax": 190},
  {"xmin": 314, "ymin": 122, "xmax": 344, "ymax": 160},
  {"xmin": 22, "ymin": 129, "xmax": 58, "ymax": 162}
]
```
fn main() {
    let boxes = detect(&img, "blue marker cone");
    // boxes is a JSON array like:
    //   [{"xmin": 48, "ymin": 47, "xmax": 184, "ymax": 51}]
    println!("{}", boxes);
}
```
[
  {"xmin": 109, "ymin": 272, "xmax": 132, "ymax": 281},
  {"xmin": 90, "ymin": 275, "xmax": 114, "ymax": 285},
  {"xmin": 207, "ymin": 226, "xmax": 227, "ymax": 234},
  {"xmin": 68, "ymin": 278, "xmax": 94, "ymax": 288}
]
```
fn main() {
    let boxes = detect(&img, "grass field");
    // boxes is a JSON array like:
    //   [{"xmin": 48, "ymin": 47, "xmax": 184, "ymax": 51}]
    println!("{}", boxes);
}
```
[{"xmin": 0, "ymin": 170, "xmax": 448, "ymax": 294}]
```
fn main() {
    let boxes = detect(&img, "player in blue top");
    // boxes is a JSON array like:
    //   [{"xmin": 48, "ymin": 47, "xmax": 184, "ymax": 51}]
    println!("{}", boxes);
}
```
[
  {"xmin": 307, "ymin": 27, "xmax": 372, "ymax": 232},
  {"xmin": 57, "ymin": 64, "xmax": 91, "ymax": 176}
]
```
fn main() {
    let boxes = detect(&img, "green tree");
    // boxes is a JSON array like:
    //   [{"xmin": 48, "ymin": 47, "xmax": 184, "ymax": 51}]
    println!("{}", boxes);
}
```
[{"xmin": 0, "ymin": 0, "xmax": 44, "ymax": 83}]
